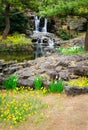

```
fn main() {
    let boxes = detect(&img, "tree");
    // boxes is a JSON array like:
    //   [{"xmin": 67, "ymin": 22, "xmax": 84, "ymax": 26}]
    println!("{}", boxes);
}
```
[
  {"xmin": 0, "ymin": 0, "xmax": 40, "ymax": 39},
  {"xmin": 0, "ymin": 1, "xmax": 19, "ymax": 39},
  {"xmin": 38, "ymin": 0, "xmax": 88, "ymax": 51}
]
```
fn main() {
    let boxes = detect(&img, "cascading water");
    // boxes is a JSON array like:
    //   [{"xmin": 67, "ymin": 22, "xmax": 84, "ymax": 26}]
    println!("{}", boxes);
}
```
[
  {"xmin": 42, "ymin": 18, "xmax": 47, "ymax": 33},
  {"xmin": 34, "ymin": 16, "xmax": 40, "ymax": 33},
  {"xmin": 33, "ymin": 16, "xmax": 55, "ymax": 58},
  {"xmin": 34, "ymin": 38, "xmax": 44, "ymax": 58},
  {"xmin": 48, "ymin": 38, "xmax": 54, "ymax": 48}
]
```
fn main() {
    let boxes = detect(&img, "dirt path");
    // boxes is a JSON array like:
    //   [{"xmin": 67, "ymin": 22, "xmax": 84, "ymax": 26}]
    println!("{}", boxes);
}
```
[
  {"xmin": 41, "ymin": 94, "xmax": 88, "ymax": 130},
  {"xmin": 28, "ymin": 94, "xmax": 88, "ymax": 130}
]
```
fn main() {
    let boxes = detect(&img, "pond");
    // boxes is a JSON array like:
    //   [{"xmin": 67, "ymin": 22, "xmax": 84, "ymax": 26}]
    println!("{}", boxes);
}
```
[{"xmin": 0, "ymin": 51, "xmax": 34, "ymax": 62}]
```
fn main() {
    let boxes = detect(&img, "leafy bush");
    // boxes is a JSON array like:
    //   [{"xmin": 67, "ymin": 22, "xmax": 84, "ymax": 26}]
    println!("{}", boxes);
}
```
[
  {"xmin": 0, "ymin": 32, "xmax": 32, "ymax": 45},
  {"xmin": 57, "ymin": 45, "xmax": 84, "ymax": 54},
  {"xmin": 67, "ymin": 77, "xmax": 88, "ymax": 87},
  {"xmin": 3, "ymin": 74, "xmax": 18, "ymax": 90},
  {"xmin": 49, "ymin": 79, "xmax": 64, "ymax": 93},
  {"xmin": 58, "ymin": 28, "xmax": 76, "ymax": 40},
  {"xmin": 33, "ymin": 76, "xmax": 43, "ymax": 90}
]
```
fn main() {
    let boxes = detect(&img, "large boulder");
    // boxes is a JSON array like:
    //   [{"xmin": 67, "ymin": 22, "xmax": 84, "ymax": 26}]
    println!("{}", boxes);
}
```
[{"xmin": 65, "ymin": 86, "xmax": 88, "ymax": 96}]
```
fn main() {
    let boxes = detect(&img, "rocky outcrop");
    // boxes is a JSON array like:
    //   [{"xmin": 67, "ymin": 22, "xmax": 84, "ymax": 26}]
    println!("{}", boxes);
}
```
[
  {"xmin": 66, "ymin": 17, "xmax": 87, "ymax": 32},
  {"xmin": 15, "ymin": 54, "xmax": 88, "ymax": 87},
  {"xmin": 0, "ymin": 54, "xmax": 88, "ymax": 89},
  {"xmin": 65, "ymin": 86, "xmax": 88, "ymax": 96}
]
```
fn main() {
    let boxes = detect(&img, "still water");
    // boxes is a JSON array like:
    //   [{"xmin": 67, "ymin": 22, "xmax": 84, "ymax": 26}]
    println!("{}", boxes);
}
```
[{"xmin": 0, "ymin": 51, "xmax": 34, "ymax": 62}]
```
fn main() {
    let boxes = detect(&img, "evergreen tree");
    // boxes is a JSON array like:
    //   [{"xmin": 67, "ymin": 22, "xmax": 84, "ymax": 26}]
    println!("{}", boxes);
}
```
[
  {"xmin": 38, "ymin": 0, "xmax": 88, "ymax": 51},
  {"xmin": 0, "ymin": 0, "xmax": 40, "ymax": 39}
]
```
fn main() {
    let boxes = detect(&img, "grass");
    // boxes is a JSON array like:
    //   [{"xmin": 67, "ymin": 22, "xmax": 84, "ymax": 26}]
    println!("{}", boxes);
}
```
[
  {"xmin": 49, "ymin": 79, "xmax": 64, "ymax": 93},
  {"xmin": 0, "ymin": 87, "xmax": 87, "ymax": 130},
  {"xmin": 57, "ymin": 45, "xmax": 84, "ymax": 54},
  {"xmin": 33, "ymin": 76, "xmax": 43, "ymax": 90},
  {"xmin": 3, "ymin": 74, "xmax": 18, "ymax": 90},
  {"xmin": 0, "ymin": 88, "xmax": 50, "ymax": 129}
]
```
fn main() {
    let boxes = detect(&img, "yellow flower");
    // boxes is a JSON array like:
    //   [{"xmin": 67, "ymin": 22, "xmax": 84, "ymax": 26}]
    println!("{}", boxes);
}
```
[{"xmin": 10, "ymin": 125, "xmax": 13, "ymax": 129}]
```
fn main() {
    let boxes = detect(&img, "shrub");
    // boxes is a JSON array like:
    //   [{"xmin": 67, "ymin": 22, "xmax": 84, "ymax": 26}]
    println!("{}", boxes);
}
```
[
  {"xmin": 58, "ymin": 28, "xmax": 76, "ymax": 40},
  {"xmin": 67, "ymin": 77, "xmax": 88, "ymax": 87},
  {"xmin": 3, "ymin": 74, "xmax": 18, "ymax": 90},
  {"xmin": 1, "ymin": 32, "xmax": 32, "ymax": 45},
  {"xmin": 57, "ymin": 45, "xmax": 84, "ymax": 54},
  {"xmin": 49, "ymin": 79, "xmax": 64, "ymax": 93},
  {"xmin": 33, "ymin": 76, "xmax": 43, "ymax": 90}
]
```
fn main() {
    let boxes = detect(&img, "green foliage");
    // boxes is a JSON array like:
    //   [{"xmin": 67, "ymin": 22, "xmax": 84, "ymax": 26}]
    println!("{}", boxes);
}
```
[
  {"xmin": 38, "ymin": 0, "xmax": 88, "ymax": 17},
  {"xmin": 67, "ymin": 77, "xmax": 88, "ymax": 87},
  {"xmin": 0, "ymin": 91, "xmax": 46, "ymax": 126},
  {"xmin": 0, "ymin": 14, "xmax": 5, "ymax": 32},
  {"xmin": 3, "ymin": 74, "xmax": 18, "ymax": 90},
  {"xmin": 33, "ymin": 76, "xmax": 43, "ymax": 90},
  {"xmin": 10, "ymin": 9, "xmax": 29, "ymax": 33},
  {"xmin": 57, "ymin": 45, "xmax": 84, "ymax": 54},
  {"xmin": 49, "ymin": 79, "xmax": 64, "ymax": 93},
  {"xmin": 0, "ymin": 33, "xmax": 32, "ymax": 45},
  {"xmin": 0, "ymin": 9, "xmax": 29, "ymax": 34},
  {"xmin": 58, "ymin": 28, "xmax": 76, "ymax": 40}
]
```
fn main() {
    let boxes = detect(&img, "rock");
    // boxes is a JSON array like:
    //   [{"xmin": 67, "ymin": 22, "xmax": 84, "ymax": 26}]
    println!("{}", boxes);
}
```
[
  {"xmin": 8, "ymin": 66, "xmax": 23, "ymax": 74},
  {"xmin": 0, "ymin": 67, "xmax": 2, "ymax": 72},
  {"xmin": 59, "ymin": 70, "xmax": 70, "ymax": 80},
  {"xmin": 70, "ymin": 66, "xmax": 88, "ymax": 76},
  {"xmin": 82, "ymin": 87, "xmax": 88, "ymax": 93},
  {"xmin": 0, "ymin": 73, "xmax": 4, "ymax": 89},
  {"xmin": 64, "ymin": 86, "xmax": 88, "ymax": 96},
  {"xmin": 66, "ymin": 17, "xmax": 87, "ymax": 31},
  {"xmin": 0, "ymin": 59, "xmax": 5, "ymax": 64},
  {"xmin": 18, "ymin": 76, "xmax": 34, "ymax": 87},
  {"xmin": 0, "ymin": 54, "xmax": 88, "ymax": 89},
  {"xmin": 43, "ymin": 79, "xmax": 50, "ymax": 88},
  {"xmin": 46, "ymin": 70, "xmax": 59, "ymax": 80}
]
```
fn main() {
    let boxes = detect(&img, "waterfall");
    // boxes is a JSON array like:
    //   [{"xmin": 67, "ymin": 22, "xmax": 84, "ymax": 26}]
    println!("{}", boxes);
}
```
[
  {"xmin": 48, "ymin": 38, "xmax": 54, "ymax": 48},
  {"xmin": 34, "ymin": 16, "xmax": 40, "ymax": 33},
  {"xmin": 34, "ymin": 16, "xmax": 47, "ymax": 33},
  {"xmin": 33, "ymin": 16, "xmax": 55, "ymax": 58},
  {"xmin": 34, "ymin": 39, "xmax": 44, "ymax": 58},
  {"xmin": 42, "ymin": 18, "xmax": 47, "ymax": 33}
]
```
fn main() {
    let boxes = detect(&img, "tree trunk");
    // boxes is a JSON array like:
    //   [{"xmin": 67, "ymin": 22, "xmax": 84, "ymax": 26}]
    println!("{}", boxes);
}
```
[
  {"xmin": 84, "ymin": 20, "xmax": 88, "ymax": 51},
  {"xmin": 2, "ymin": 3, "xmax": 10, "ymax": 39}
]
